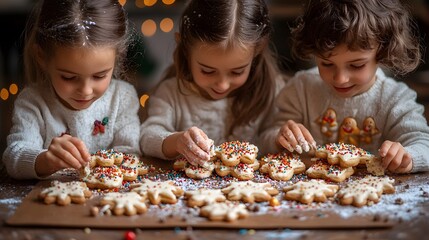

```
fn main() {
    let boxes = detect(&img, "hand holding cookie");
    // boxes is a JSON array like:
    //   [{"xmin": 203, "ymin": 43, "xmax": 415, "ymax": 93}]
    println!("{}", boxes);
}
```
[{"xmin": 378, "ymin": 140, "xmax": 413, "ymax": 173}]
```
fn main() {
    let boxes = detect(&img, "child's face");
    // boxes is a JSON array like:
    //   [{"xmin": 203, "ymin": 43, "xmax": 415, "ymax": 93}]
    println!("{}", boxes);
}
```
[
  {"xmin": 45, "ymin": 46, "xmax": 115, "ymax": 110},
  {"xmin": 189, "ymin": 41, "xmax": 254, "ymax": 100},
  {"xmin": 315, "ymin": 44, "xmax": 378, "ymax": 98}
]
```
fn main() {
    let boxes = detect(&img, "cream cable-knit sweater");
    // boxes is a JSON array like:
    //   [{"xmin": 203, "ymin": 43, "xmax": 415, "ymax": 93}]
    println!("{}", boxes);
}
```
[
  {"xmin": 2, "ymin": 79, "xmax": 141, "ymax": 179},
  {"xmin": 140, "ymin": 77, "xmax": 285, "ymax": 159},
  {"xmin": 261, "ymin": 67, "xmax": 429, "ymax": 172}
]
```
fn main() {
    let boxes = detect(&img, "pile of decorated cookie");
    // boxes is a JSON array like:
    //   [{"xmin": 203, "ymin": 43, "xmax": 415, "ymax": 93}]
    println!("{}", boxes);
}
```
[
  {"xmin": 37, "ymin": 142, "xmax": 396, "ymax": 222},
  {"xmin": 174, "ymin": 140, "xmax": 260, "ymax": 180},
  {"xmin": 79, "ymin": 149, "xmax": 149, "ymax": 189}
]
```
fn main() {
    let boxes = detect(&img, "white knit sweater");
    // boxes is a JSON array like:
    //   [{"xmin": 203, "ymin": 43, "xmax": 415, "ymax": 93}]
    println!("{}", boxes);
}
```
[
  {"xmin": 2, "ymin": 79, "xmax": 141, "ymax": 179},
  {"xmin": 140, "ymin": 77, "xmax": 285, "ymax": 159},
  {"xmin": 261, "ymin": 67, "xmax": 429, "ymax": 172}
]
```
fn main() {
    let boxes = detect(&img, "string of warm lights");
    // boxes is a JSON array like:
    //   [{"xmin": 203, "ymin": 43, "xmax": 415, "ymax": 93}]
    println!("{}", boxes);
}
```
[{"xmin": 0, "ymin": 84, "xmax": 19, "ymax": 101}]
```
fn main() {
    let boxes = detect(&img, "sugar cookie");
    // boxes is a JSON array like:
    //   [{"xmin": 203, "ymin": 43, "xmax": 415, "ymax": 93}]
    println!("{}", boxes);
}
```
[
  {"xmin": 336, "ymin": 175, "xmax": 395, "ymax": 207},
  {"xmin": 315, "ymin": 142, "xmax": 375, "ymax": 168},
  {"xmin": 185, "ymin": 188, "xmax": 226, "ymax": 207},
  {"xmin": 130, "ymin": 179, "xmax": 184, "ymax": 205},
  {"xmin": 100, "ymin": 192, "xmax": 147, "ymax": 216},
  {"xmin": 39, "ymin": 180, "xmax": 92, "ymax": 206},
  {"xmin": 306, "ymin": 158, "xmax": 354, "ymax": 182},
  {"xmin": 221, "ymin": 181, "xmax": 278, "ymax": 203},
  {"xmin": 283, "ymin": 179, "xmax": 339, "ymax": 204},
  {"xmin": 200, "ymin": 201, "xmax": 249, "ymax": 221}
]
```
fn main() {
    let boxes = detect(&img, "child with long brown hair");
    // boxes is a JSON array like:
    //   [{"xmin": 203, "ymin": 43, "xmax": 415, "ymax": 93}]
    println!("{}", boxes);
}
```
[
  {"xmin": 140, "ymin": 0, "xmax": 285, "ymax": 167},
  {"xmin": 2, "ymin": 0, "xmax": 141, "ymax": 179}
]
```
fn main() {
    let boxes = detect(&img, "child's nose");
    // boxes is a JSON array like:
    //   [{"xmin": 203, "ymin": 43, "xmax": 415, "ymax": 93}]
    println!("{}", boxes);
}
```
[
  {"xmin": 333, "ymin": 69, "xmax": 349, "ymax": 84},
  {"xmin": 215, "ymin": 76, "xmax": 230, "ymax": 90},
  {"xmin": 78, "ymin": 80, "xmax": 93, "ymax": 95}
]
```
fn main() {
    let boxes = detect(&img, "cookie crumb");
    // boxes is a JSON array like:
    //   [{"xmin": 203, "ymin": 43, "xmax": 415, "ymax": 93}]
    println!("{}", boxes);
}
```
[{"xmin": 394, "ymin": 198, "xmax": 404, "ymax": 205}]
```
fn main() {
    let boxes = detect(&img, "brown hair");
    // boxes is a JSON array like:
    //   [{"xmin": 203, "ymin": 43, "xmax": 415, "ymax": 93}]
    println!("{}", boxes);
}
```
[
  {"xmin": 163, "ymin": 0, "xmax": 280, "ymax": 133},
  {"xmin": 291, "ymin": 0, "xmax": 421, "ymax": 75},
  {"xmin": 23, "ymin": 0, "xmax": 131, "ymax": 86}
]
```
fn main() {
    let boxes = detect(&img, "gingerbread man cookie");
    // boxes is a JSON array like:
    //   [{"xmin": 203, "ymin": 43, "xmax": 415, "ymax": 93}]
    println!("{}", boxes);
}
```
[
  {"xmin": 360, "ymin": 117, "xmax": 379, "ymax": 144},
  {"xmin": 315, "ymin": 142, "xmax": 375, "ymax": 168},
  {"xmin": 306, "ymin": 158, "xmax": 355, "ymax": 182},
  {"xmin": 185, "ymin": 188, "xmax": 226, "ymax": 207},
  {"xmin": 100, "ymin": 192, "xmax": 147, "ymax": 216},
  {"xmin": 338, "ymin": 117, "xmax": 360, "ymax": 146},
  {"xmin": 259, "ymin": 152, "xmax": 306, "ymax": 181},
  {"xmin": 336, "ymin": 175, "xmax": 395, "ymax": 207},
  {"xmin": 215, "ymin": 141, "xmax": 258, "ymax": 166},
  {"xmin": 200, "ymin": 201, "xmax": 249, "ymax": 222},
  {"xmin": 221, "ymin": 181, "xmax": 279, "ymax": 203},
  {"xmin": 39, "ymin": 180, "xmax": 92, "ymax": 206},
  {"xmin": 317, "ymin": 108, "xmax": 338, "ymax": 140},
  {"xmin": 130, "ymin": 179, "xmax": 184, "ymax": 205},
  {"xmin": 283, "ymin": 179, "xmax": 339, "ymax": 204}
]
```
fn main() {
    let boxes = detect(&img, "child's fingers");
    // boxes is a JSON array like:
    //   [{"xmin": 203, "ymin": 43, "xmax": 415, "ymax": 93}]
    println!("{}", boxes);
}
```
[
  {"xmin": 44, "ymin": 150, "xmax": 75, "ymax": 171},
  {"xmin": 276, "ymin": 129, "xmax": 294, "ymax": 152},
  {"xmin": 187, "ymin": 127, "xmax": 211, "ymax": 159},
  {"xmin": 69, "ymin": 137, "xmax": 91, "ymax": 164},
  {"xmin": 49, "ymin": 137, "xmax": 83, "ymax": 169}
]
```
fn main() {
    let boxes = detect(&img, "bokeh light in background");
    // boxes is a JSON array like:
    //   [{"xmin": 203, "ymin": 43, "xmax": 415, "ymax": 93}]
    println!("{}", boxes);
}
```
[
  {"xmin": 160, "ymin": 18, "xmax": 174, "ymax": 33},
  {"xmin": 118, "ymin": 0, "xmax": 126, "ymax": 6},
  {"xmin": 162, "ymin": 0, "xmax": 175, "ymax": 5},
  {"xmin": 141, "ymin": 19, "xmax": 157, "ymax": 37},
  {"xmin": 140, "ymin": 94, "xmax": 149, "ymax": 107},
  {"xmin": 135, "ymin": 0, "xmax": 145, "ymax": 8},
  {"xmin": 9, "ymin": 84, "xmax": 18, "ymax": 95},
  {"xmin": 144, "ymin": 0, "xmax": 157, "ymax": 7},
  {"xmin": 0, "ymin": 88, "xmax": 9, "ymax": 101}
]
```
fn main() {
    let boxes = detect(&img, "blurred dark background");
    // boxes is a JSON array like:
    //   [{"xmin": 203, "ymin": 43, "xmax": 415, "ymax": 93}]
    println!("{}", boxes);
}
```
[{"xmin": 1, "ymin": 0, "xmax": 428, "ymax": 158}]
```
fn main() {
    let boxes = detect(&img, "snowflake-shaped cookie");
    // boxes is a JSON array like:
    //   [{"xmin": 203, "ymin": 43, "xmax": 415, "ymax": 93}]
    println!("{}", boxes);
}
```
[
  {"xmin": 336, "ymin": 175, "xmax": 395, "ymax": 207},
  {"xmin": 306, "ymin": 159, "xmax": 354, "ymax": 182},
  {"xmin": 185, "ymin": 188, "xmax": 226, "ymax": 207},
  {"xmin": 216, "ymin": 141, "xmax": 258, "ymax": 166},
  {"xmin": 260, "ymin": 152, "xmax": 306, "ymax": 181},
  {"xmin": 39, "ymin": 180, "xmax": 92, "ymax": 206},
  {"xmin": 315, "ymin": 142, "xmax": 375, "ymax": 168},
  {"xmin": 100, "ymin": 192, "xmax": 147, "ymax": 216},
  {"xmin": 215, "ymin": 160, "xmax": 260, "ymax": 180},
  {"xmin": 283, "ymin": 179, "xmax": 339, "ymax": 204},
  {"xmin": 200, "ymin": 201, "xmax": 249, "ymax": 221},
  {"xmin": 130, "ymin": 179, "xmax": 184, "ymax": 205},
  {"xmin": 221, "ymin": 181, "xmax": 279, "ymax": 203}
]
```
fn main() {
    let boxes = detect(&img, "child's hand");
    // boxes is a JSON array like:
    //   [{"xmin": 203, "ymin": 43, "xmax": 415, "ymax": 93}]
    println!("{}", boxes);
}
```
[
  {"xmin": 276, "ymin": 120, "xmax": 316, "ymax": 154},
  {"xmin": 36, "ymin": 134, "xmax": 91, "ymax": 177},
  {"xmin": 379, "ymin": 140, "xmax": 413, "ymax": 173},
  {"xmin": 176, "ymin": 126, "xmax": 212, "ymax": 166}
]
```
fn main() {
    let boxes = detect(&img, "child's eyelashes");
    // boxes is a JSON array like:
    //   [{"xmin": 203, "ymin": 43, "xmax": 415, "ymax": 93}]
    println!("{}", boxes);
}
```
[
  {"xmin": 61, "ymin": 75, "xmax": 76, "ymax": 81},
  {"xmin": 350, "ymin": 64, "xmax": 365, "ymax": 69}
]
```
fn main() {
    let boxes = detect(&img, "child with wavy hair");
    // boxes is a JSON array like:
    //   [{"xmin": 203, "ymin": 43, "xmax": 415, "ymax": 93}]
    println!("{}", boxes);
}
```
[
  {"xmin": 140, "ymin": 0, "xmax": 285, "ymax": 166},
  {"xmin": 2, "ymin": 0, "xmax": 141, "ymax": 179},
  {"xmin": 262, "ymin": 0, "xmax": 429, "ymax": 173}
]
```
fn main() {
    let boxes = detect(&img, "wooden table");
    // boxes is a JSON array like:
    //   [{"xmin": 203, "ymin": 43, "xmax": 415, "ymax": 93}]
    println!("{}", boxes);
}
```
[{"xmin": 0, "ymin": 159, "xmax": 428, "ymax": 240}]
